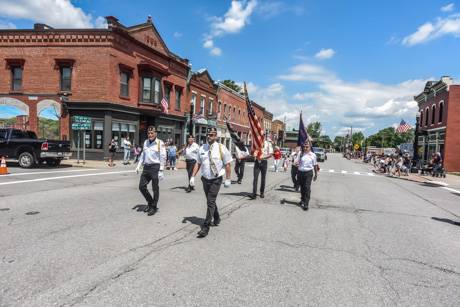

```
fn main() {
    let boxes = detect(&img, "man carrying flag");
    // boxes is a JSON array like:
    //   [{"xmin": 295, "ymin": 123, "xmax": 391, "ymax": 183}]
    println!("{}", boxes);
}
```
[
  {"xmin": 225, "ymin": 116, "xmax": 249, "ymax": 184},
  {"xmin": 242, "ymin": 82, "xmax": 273, "ymax": 200}
]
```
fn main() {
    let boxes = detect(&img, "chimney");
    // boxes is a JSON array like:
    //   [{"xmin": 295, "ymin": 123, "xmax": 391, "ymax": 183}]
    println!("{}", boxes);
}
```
[
  {"xmin": 105, "ymin": 16, "xmax": 119, "ymax": 28},
  {"xmin": 147, "ymin": 15, "xmax": 152, "ymax": 23},
  {"xmin": 441, "ymin": 76, "xmax": 453, "ymax": 85}
]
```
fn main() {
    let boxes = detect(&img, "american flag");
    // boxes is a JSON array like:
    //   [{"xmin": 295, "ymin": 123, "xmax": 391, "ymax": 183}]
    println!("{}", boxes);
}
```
[
  {"xmin": 244, "ymin": 82, "xmax": 265, "ymax": 159},
  {"xmin": 396, "ymin": 119, "xmax": 411, "ymax": 133},
  {"xmin": 161, "ymin": 97, "xmax": 169, "ymax": 114}
]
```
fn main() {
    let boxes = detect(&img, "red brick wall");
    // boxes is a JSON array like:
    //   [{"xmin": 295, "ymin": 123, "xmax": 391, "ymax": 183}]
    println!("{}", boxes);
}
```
[
  {"xmin": 444, "ymin": 85, "xmax": 460, "ymax": 172},
  {"xmin": 217, "ymin": 87, "xmax": 247, "ymax": 127},
  {"xmin": 418, "ymin": 90, "xmax": 448, "ymax": 130},
  {"xmin": 187, "ymin": 74, "xmax": 217, "ymax": 118}
]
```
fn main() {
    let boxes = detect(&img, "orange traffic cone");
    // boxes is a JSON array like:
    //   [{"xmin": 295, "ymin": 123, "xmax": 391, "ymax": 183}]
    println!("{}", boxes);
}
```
[{"xmin": 0, "ymin": 156, "xmax": 8, "ymax": 175}]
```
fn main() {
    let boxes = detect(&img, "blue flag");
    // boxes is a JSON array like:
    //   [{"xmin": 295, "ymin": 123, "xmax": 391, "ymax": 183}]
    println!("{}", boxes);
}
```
[{"xmin": 297, "ymin": 112, "xmax": 309, "ymax": 146}]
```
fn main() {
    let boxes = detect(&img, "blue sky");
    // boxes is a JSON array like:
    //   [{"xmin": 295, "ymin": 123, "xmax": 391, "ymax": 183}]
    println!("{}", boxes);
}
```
[{"xmin": 1, "ymin": 0, "xmax": 459, "ymax": 137}]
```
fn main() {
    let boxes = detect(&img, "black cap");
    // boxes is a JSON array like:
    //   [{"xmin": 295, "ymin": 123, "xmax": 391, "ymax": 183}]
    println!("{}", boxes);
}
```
[
  {"xmin": 207, "ymin": 127, "xmax": 217, "ymax": 134},
  {"xmin": 147, "ymin": 126, "xmax": 156, "ymax": 132}
]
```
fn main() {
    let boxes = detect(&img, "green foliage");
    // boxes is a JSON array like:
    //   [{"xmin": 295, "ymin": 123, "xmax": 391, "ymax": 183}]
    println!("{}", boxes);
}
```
[
  {"xmin": 316, "ymin": 135, "xmax": 333, "ymax": 149},
  {"xmin": 38, "ymin": 117, "xmax": 59, "ymax": 139},
  {"xmin": 307, "ymin": 121, "xmax": 322, "ymax": 140},
  {"xmin": 333, "ymin": 136, "xmax": 346, "ymax": 151},
  {"xmin": 351, "ymin": 131, "xmax": 365, "ymax": 146},
  {"xmin": 222, "ymin": 80, "xmax": 242, "ymax": 93},
  {"xmin": 366, "ymin": 127, "xmax": 414, "ymax": 148}
]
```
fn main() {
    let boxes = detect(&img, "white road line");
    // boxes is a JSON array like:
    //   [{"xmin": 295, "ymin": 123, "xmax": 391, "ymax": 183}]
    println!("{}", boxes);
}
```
[
  {"xmin": 441, "ymin": 187, "xmax": 460, "ymax": 194},
  {"xmin": 367, "ymin": 173, "xmax": 375, "ymax": 176},
  {"xmin": 341, "ymin": 170, "xmax": 348, "ymax": 174},
  {"xmin": 0, "ymin": 170, "xmax": 133, "ymax": 186},
  {"xmin": 3, "ymin": 168, "xmax": 97, "ymax": 177},
  {"xmin": 353, "ymin": 171, "xmax": 361, "ymax": 175},
  {"xmin": 329, "ymin": 169, "xmax": 335, "ymax": 173}
]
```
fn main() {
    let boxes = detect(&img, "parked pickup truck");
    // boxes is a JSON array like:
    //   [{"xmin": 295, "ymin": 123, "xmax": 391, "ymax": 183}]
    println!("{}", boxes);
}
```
[{"xmin": 0, "ymin": 128, "xmax": 72, "ymax": 168}]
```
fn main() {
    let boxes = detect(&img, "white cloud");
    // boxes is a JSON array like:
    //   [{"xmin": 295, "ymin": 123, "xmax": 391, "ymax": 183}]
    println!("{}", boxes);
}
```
[
  {"xmin": 0, "ymin": 19, "xmax": 16, "ymax": 29},
  {"xmin": 441, "ymin": 3, "xmax": 455, "ymax": 12},
  {"xmin": 210, "ymin": 47, "xmax": 222, "ymax": 56},
  {"xmin": 0, "ymin": 0, "xmax": 106, "ymax": 28},
  {"xmin": 314, "ymin": 48, "xmax": 335, "ymax": 60},
  {"xmin": 203, "ymin": 0, "xmax": 257, "ymax": 56},
  {"xmin": 402, "ymin": 14, "xmax": 460, "ymax": 46},
  {"xmin": 173, "ymin": 31, "xmax": 183, "ymax": 38},
  {"xmin": 266, "ymin": 62, "xmax": 428, "ymax": 135}
]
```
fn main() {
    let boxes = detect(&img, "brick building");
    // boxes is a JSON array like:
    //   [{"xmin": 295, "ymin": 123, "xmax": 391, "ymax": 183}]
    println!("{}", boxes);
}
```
[
  {"xmin": 414, "ymin": 76, "xmax": 460, "ymax": 172},
  {"xmin": 187, "ymin": 69, "xmax": 218, "ymax": 145},
  {"xmin": 271, "ymin": 119, "xmax": 285, "ymax": 146},
  {"xmin": 216, "ymin": 82, "xmax": 249, "ymax": 149},
  {"xmin": 0, "ymin": 16, "xmax": 190, "ymax": 158}
]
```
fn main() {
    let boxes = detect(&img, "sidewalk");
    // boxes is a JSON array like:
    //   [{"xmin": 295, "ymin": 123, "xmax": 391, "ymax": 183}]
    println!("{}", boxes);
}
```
[{"xmin": 354, "ymin": 159, "xmax": 460, "ymax": 189}]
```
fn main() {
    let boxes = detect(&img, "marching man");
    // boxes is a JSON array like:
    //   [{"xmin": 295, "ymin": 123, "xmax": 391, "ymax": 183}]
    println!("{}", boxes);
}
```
[
  {"xmin": 190, "ymin": 127, "xmax": 233, "ymax": 238},
  {"xmin": 136, "ymin": 126, "xmax": 167, "ymax": 216}
]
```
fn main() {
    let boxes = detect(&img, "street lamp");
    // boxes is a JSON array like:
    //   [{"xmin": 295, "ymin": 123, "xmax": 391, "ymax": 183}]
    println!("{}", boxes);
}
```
[{"xmin": 412, "ymin": 111, "xmax": 421, "ymax": 172}]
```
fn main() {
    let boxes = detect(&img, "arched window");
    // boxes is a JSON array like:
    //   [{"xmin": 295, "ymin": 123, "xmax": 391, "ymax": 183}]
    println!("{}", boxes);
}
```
[
  {"xmin": 425, "ymin": 107, "xmax": 429, "ymax": 126},
  {"xmin": 439, "ymin": 101, "xmax": 444, "ymax": 123},
  {"xmin": 420, "ymin": 110, "xmax": 424, "ymax": 127},
  {"xmin": 431, "ymin": 105, "xmax": 436, "ymax": 125}
]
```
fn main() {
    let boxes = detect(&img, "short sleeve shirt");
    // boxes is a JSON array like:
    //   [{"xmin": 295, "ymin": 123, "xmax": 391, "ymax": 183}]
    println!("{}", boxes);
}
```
[
  {"xmin": 298, "ymin": 151, "xmax": 317, "ymax": 172},
  {"xmin": 185, "ymin": 143, "xmax": 200, "ymax": 161},
  {"xmin": 197, "ymin": 142, "xmax": 233, "ymax": 180}
]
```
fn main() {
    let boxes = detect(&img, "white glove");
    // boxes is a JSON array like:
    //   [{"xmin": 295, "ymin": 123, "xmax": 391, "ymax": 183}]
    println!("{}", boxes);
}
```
[
  {"xmin": 158, "ymin": 171, "xmax": 164, "ymax": 181},
  {"xmin": 135, "ymin": 163, "xmax": 142, "ymax": 174},
  {"xmin": 224, "ymin": 179, "xmax": 231, "ymax": 188},
  {"xmin": 189, "ymin": 177, "xmax": 195, "ymax": 187}
]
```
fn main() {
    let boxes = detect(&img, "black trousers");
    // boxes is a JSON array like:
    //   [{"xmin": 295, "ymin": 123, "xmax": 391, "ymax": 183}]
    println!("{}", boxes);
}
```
[
  {"xmin": 235, "ymin": 159, "xmax": 245, "ymax": 181},
  {"xmin": 202, "ymin": 177, "xmax": 222, "ymax": 227},
  {"xmin": 186, "ymin": 159, "xmax": 196, "ymax": 188},
  {"xmin": 298, "ymin": 170, "xmax": 314, "ymax": 205},
  {"xmin": 139, "ymin": 164, "xmax": 160, "ymax": 207},
  {"xmin": 253, "ymin": 159, "xmax": 268, "ymax": 195},
  {"xmin": 291, "ymin": 165, "xmax": 299, "ymax": 188}
]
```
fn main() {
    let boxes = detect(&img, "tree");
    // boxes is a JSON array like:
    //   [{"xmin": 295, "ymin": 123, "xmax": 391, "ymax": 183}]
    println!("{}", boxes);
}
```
[
  {"xmin": 367, "ymin": 127, "xmax": 414, "ymax": 148},
  {"xmin": 307, "ymin": 122, "xmax": 322, "ymax": 140},
  {"xmin": 333, "ymin": 136, "xmax": 346, "ymax": 152},
  {"xmin": 351, "ymin": 132, "xmax": 365, "ymax": 148},
  {"xmin": 222, "ymin": 80, "xmax": 242, "ymax": 93},
  {"xmin": 317, "ymin": 135, "xmax": 333, "ymax": 149}
]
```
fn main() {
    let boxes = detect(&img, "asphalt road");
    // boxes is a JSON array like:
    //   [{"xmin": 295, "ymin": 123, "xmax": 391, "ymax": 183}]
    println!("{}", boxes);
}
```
[{"xmin": 1, "ymin": 153, "xmax": 459, "ymax": 306}]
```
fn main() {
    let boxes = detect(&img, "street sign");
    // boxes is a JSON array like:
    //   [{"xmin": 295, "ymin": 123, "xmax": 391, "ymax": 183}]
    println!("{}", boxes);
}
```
[
  {"xmin": 72, "ymin": 116, "xmax": 91, "ymax": 130},
  {"xmin": 354, "ymin": 144, "xmax": 360, "ymax": 150}
]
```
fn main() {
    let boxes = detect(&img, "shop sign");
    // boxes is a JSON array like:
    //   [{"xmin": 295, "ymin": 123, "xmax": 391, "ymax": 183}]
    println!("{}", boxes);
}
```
[
  {"xmin": 207, "ymin": 120, "xmax": 216, "ymax": 127},
  {"xmin": 194, "ymin": 118, "xmax": 208, "ymax": 125},
  {"xmin": 72, "ymin": 116, "xmax": 92, "ymax": 130}
]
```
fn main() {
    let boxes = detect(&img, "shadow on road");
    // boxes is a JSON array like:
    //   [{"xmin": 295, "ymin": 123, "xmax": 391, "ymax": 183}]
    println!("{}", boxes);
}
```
[
  {"xmin": 7, "ymin": 161, "xmax": 73, "ymax": 169},
  {"xmin": 431, "ymin": 217, "xmax": 460, "ymax": 226},
  {"xmin": 220, "ymin": 191, "xmax": 253, "ymax": 198},
  {"xmin": 182, "ymin": 216, "xmax": 205, "ymax": 225},
  {"xmin": 132, "ymin": 204, "xmax": 149, "ymax": 212},
  {"xmin": 171, "ymin": 186, "xmax": 187, "ymax": 191},
  {"xmin": 275, "ymin": 188, "xmax": 298, "ymax": 193}
]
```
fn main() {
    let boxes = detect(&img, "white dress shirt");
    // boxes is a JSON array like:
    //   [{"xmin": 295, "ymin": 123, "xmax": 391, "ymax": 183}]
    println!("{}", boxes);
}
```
[
  {"xmin": 298, "ymin": 151, "xmax": 317, "ymax": 172},
  {"xmin": 197, "ymin": 142, "xmax": 233, "ymax": 180},
  {"xmin": 259, "ymin": 140, "xmax": 274, "ymax": 160},
  {"xmin": 184, "ymin": 143, "xmax": 200, "ymax": 161},
  {"xmin": 139, "ymin": 138, "xmax": 167, "ymax": 170}
]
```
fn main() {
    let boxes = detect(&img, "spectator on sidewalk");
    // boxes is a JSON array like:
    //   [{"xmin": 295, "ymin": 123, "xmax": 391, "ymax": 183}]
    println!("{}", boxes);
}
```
[
  {"xmin": 273, "ymin": 146, "xmax": 282, "ymax": 172},
  {"xmin": 122, "ymin": 136, "xmax": 132, "ymax": 165},
  {"xmin": 133, "ymin": 144, "xmax": 142, "ymax": 163},
  {"xmin": 168, "ymin": 141, "xmax": 177, "ymax": 170},
  {"xmin": 108, "ymin": 139, "xmax": 118, "ymax": 167}
]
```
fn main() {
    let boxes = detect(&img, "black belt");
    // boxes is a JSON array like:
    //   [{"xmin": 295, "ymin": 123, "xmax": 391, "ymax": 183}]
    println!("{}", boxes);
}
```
[
  {"xmin": 202, "ymin": 176, "xmax": 223, "ymax": 182},
  {"xmin": 144, "ymin": 163, "xmax": 160, "ymax": 167},
  {"xmin": 186, "ymin": 159, "xmax": 196, "ymax": 162}
]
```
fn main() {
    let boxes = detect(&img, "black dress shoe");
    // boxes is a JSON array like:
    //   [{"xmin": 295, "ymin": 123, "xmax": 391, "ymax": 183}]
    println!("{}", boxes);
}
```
[
  {"xmin": 249, "ymin": 193, "xmax": 256, "ymax": 200},
  {"xmin": 197, "ymin": 227, "xmax": 209, "ymax": 238},
  {"xmin": 237, "ymin": 180, "xmax": 242, "ymax": 184},
  {"xmin": 260, "ymin": 193, "xmax": 265, "ymax": 199},
  {"xmin": 147, "ymin": 207, "xmax": 158, "ymax": 216},
  {"xmin": 143, "ymin": 205, "xmax": 151, "ymax": 212},
  {"xmin": 185, "ymin": 187, "xmax": 191, "ymax": 193},
  {"xmin": 212, "ymin": 218, "xmax": 221, "ymax": 226}
]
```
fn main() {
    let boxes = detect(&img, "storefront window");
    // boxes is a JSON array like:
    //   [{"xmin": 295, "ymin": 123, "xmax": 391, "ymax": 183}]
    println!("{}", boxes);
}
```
[
  {"xmin": 111, "ymin": 122, "xmax": 137, "ymax": 148},
  {"xmin": 71, "ymin": 118, "xmax": 104, "ymax": 150}
]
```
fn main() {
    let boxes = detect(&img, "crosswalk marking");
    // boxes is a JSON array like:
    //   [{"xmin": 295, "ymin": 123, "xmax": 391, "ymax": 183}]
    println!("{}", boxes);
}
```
[{"xmin": 319, "ymin": 169, "xmax": 378, "ymax": 177}]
